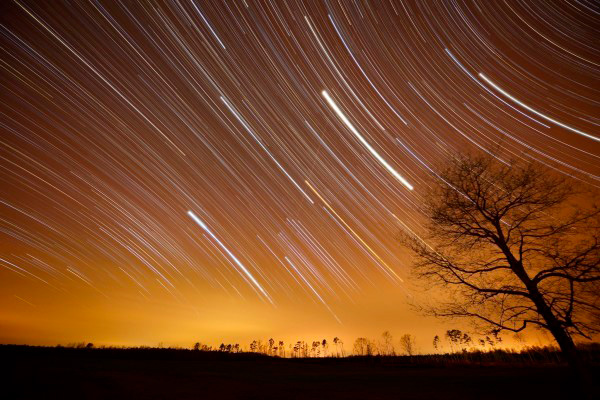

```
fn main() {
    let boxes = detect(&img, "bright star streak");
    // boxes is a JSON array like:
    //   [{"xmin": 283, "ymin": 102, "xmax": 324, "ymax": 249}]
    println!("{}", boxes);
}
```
[
  {"xmin": 479, "ymin": 73, "xmax": 599, "ymax": 142},
  {"xmin": 321, "ymin": 90, "xmax": 414, "ymax": 190},
  {"xmin": 187, "ymin": 210, "xmax": 273, "ymax": 304}
]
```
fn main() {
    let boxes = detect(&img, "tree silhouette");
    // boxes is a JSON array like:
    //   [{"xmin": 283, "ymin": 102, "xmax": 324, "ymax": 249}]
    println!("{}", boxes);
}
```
[
  {"xmin": 353, "ymin": 337, "xmax": 375, "ymax": 356},
  {"xmin": 461, "ymin": 333, "xmax": 472, "ymax": 349},
  {"xmin": 445, "ymin": 329, "xmax": 462, "ymax": 352},
  {"xmin": 293, "ymin": 341, "xmax": 302, "ymax": 358},
  {"xmin": 333, "ymin": 337, "xmax": 340, "ymax": 357},
  {"xmin": 193, "ymin": 342, "xmax": 200, "ymax": 351},
  {"xmin": 311, "ymin": 341, "xmax": 320, "ymax": 357},
  {"xmin": 353, "ymin": 337, "xmax": 368, "ymax": 356},
  {"xmin": 432, "ymin": 335, "xmax": 440, "ymax": 352},
  {"xmin": 401, "ymin": 153, "xmax": 599, "ymax": 374},
  {"xmin": 399, "ymin": 334, "xmax": 416, "ymax": 356},
  {"xmin": 380, "ymin": 331, "xmax": 395, "ymax": 355}
]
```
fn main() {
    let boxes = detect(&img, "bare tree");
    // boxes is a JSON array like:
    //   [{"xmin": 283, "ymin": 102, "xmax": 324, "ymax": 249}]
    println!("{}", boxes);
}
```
[
  {"xmin": 333, "ymin": 337, "xmax": 341, "ymax": 357},
  {"xmin": 461, "ymin": 333, "xmax": 472, "ymax": 350},
  {"xmin": 311, "ymin": 341, "xmax": 321, "ymax": 357},
  {"xmin": 353, "ymin": 337, "xmax": 370, "ymax": 356},
  {"xmin": 432, "ymin": 335, "xmax": 440, "ymax": 353},
  {"xmin": 445, "ymin": 329, "xmax": 462, "ymax": 352},
  {"xmin": 380, "ymin": 331, "xmax": 395, "ymax": 355},
  {"xmin": 399, "ymin": 334, "xmax": 416, "ymax": 356},
  {"xmin": 401, "ymin": 153, "xmax": 599, "ymax": 373}
]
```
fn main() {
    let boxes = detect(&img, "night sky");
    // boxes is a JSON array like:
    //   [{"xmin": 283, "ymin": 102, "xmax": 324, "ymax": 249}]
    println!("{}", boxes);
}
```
[{"xmin": 1, "ymin": 1, "xmax": 598, "ymax": 348}]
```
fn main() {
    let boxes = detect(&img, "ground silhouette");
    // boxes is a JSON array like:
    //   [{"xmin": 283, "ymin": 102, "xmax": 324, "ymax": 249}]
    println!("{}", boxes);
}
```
[{"xmin": 3, "ymin": 345, "xmax": 598, "ymax": 399}]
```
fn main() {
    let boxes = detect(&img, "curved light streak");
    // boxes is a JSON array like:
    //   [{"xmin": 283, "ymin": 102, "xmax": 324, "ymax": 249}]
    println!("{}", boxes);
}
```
[
  {"xmin": 479, "ymin": 73, "xmax": 599, "ymax": 142},
  {"xmin": 321, "ymin": 90, "xmax": 414, "ymax": 190}
]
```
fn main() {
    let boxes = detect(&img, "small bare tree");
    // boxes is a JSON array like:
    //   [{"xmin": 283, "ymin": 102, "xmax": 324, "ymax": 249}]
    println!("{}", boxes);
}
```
[
  {"xmin": 380, "ymin": 331, "xmax": 395, "ymax": 355},
  {"xmin": 432, "ymin": 335, "xmax": 440, "ymax": 353},
  {"xmin": 401, "ymin": 153, "xmax": 599, "ymax": 373},
  {"xmin": 399, "ymin": 334, "xmax": 416, "ymax": 356},
  {"xmin": 445, "ymin": 329, "xmax": 462, "ymax": 352},
  {"xmin": 333, "ymin": 337, "xmax": 341, "ymax": 357},
  {"xmin": 353, "ymin": 337, "xmax": 374, "ymax": 356},
  {"xmin": 311, "ymin": 341, "xmax": 321, "ymax": 357}
]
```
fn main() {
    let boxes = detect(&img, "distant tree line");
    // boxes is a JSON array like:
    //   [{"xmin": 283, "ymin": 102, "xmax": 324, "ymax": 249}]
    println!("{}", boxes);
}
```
[
  {"xmin": 189, "ymin": 329, "xmax": 518, "ymax": 358},
  {"xmin": 49, "ymin": 334, "xmax": 599, "ymax": 367},
  {"xmin": 191, "ymin": 337, "xmax": 345, "ymax": 358}
]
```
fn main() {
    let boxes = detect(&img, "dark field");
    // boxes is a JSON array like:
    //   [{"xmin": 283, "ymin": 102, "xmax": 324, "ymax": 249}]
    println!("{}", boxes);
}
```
[{"xmin": 3, "ymin": 345, "xmax": 597, "ymax": 400}]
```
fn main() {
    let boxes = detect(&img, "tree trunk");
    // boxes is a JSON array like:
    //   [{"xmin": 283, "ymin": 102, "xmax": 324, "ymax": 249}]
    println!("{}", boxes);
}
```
[
  {"xmin": 504, "ymin": 252, "xmax": 590, "ymax": 393},
  {"xmin": 512, "ymin": 258, "xmax": 593, "ymax": 397},
  {"xmin": 544, "ymin": 310, "xmax": 593, "ymax": 398}
]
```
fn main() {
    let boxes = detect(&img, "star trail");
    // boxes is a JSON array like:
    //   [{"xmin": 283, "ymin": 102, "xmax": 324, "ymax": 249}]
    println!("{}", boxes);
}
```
[{"xmin": 1, "ymin": 1, "xmax": 598, "ymax": 347}]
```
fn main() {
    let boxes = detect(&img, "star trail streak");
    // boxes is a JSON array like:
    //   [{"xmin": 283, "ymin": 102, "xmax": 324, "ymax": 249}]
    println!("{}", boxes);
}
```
[
  {"xmin": 478, "ymin": 73, "xmax": 600, "ymax": 143},
  {"xmin": 188, "ymin": 210, "xmax": 273, "ymax": 304},
  {"xmin": 0, "ymin": 0, "xmax": 598, "ymax": 347},
  {"xmin": 321, "ymin": 90, "xmax": 414, "ymax": 190}
]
